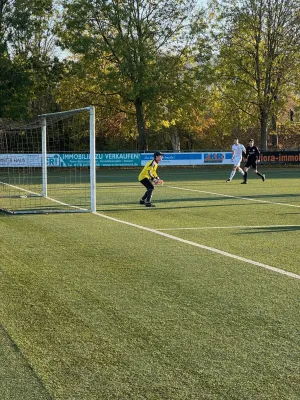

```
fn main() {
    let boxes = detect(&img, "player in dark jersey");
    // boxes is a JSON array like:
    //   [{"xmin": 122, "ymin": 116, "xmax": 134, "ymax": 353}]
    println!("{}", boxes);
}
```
[{"xmin": 241, "ymin": 139, "xmax": 265, "ymax": 184}]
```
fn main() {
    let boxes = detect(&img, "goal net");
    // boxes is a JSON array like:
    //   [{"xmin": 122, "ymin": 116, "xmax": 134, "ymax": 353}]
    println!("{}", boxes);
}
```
[{"xmin": 0, "ymin": 107, "xmax": 96, "ymax": 214}]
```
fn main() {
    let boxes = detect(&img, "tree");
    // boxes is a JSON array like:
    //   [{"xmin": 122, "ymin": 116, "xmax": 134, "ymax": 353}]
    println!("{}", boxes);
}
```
[
  {"xmin": 0, "ymin": 0, "xmax": 31, "ymax": 119},
  {"xmin": 56, "ymin": 56, "xmax": 138, "ymax": 150},
  {"xmin": 0, "ymin": 0, "xmax": 62, "ymax": 119},
  {"xmin": 145, "ymin": 53, "xmax": 214, "ymax": 150},
  {"xmin": 211, "ymin": 0, "xmax": 300, "ymax": 150},
  {"xmin": 57, "ymin": 0, "xmax": 199, "ymax": 150}
]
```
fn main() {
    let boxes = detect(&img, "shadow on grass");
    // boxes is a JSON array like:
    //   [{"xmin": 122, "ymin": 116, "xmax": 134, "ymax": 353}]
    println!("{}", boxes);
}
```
[
  {"xmin": 99, "ymin": 196, "xmax": 226, "ymax": 206},
  {"xmin": 97, "ymin": 184, "xmax": 140, "ymax": 189},
  {"xmin": 236, "ymin": 226, "xmax": 300, "ymax": 234},
  {"xmin": 166, "ymin": 187, "xmax": 300, "ymax": 202},
  {"xmin": 96, "ymin": 202, "xmax": 252, "ymax": 212},
  {"xmin": 96, "ymin": 193, "xmax": 300, "ymax": 208}
]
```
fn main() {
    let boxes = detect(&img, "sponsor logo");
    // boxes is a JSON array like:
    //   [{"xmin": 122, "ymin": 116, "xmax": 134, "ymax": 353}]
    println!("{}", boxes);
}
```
[{"xmin": 204, "ymin": 153, "xmax": 224, "ymax": 163}]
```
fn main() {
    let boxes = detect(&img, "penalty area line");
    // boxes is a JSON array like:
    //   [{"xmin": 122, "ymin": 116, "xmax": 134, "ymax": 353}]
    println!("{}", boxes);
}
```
[{"xmin": 93, "ymin": 211, "xmax": 300, "ymax": 281}]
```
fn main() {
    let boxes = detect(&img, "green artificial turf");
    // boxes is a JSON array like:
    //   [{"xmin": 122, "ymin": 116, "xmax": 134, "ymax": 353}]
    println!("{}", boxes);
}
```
[
  {"xmin": 0, "ymin": 166, "xmax": 299, "ymax": 399},
  {"xmin": 0, "ymin": 325, "xmax": 51, "ymax": 400}
]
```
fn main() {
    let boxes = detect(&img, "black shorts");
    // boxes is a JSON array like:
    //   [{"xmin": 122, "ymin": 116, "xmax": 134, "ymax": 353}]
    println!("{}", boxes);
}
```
[
  {"xmin": 140, "ymin": 178, "xmax": 154, "ymax": 190},
  {"xmin": 245, "ymin": 159, "xmax": 258, "ymax": 169}
]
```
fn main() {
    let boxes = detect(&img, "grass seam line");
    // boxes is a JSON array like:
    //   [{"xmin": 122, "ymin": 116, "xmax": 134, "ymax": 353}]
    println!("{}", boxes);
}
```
[
  {"xmin": 0, "ymin": 323, "xmax": 53, "ymax": 400},
  {"xmin": 93, "ymin": 211, "xmax": 300, "ymax": 281}
]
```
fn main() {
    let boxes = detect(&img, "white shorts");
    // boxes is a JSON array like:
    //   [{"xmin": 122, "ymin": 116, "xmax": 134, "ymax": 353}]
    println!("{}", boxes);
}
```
[{"xmin": 232, "ymin": 156, "xmax": 242, "ymax": 167}]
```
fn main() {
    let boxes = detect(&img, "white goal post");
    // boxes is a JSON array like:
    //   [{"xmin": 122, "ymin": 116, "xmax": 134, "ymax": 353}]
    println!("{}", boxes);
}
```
[
  {"xmin": 0, "ymin": 106, "xmax": 96, "ymax": 214},
  {"xmin": 39, "ymin": 106, "xmax": 96, "ymax": 213}
]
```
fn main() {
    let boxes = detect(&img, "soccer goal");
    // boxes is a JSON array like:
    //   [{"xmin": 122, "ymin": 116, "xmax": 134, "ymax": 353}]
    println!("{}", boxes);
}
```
[{"xmin": 0, "ymin": 107, "xmax": 96, "ymax": 214}]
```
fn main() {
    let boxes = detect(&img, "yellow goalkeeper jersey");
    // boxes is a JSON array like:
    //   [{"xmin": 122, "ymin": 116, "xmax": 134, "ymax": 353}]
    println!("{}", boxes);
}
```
[{"xmin": 138, "ymin": 160, "xmax": 159, "ymax": 181}]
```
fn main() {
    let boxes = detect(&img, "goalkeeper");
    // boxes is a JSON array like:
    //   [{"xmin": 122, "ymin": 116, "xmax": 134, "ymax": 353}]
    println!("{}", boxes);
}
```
[{"xmin": 138, "ymin": 151, "xmax": 164, "ymax": 207}]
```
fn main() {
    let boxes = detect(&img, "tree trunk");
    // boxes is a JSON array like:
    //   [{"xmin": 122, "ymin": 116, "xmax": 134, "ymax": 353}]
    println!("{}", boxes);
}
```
[
  {"xmin": 271, "ymin": 114, "xmax": 278, "ymax": 148},
  {"xmin": 134, "ymin": 98, "xmax": 147, "ymax": 151},
  {"xmin": 171, "ymin": 127, "xmax": 180, "ymax": 151},
  {"xmin": 260, "ymin": 111, "xmax": 268, "ymax": 151}
]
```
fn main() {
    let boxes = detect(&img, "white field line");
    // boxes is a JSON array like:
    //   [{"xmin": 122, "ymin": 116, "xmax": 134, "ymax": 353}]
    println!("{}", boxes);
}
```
[
  {"xmin": 3, "ymin": 180, "xmax": 300, "ymax": 280},
  {"xmin": 93, "ymin": 211, "xmax": 300, "ymax": 281},
  {"xmin": 0, "ymin": 181, "xmax": 42, "ymax": 197},
  {"xmin": 167, "ymin": 185, "xmax": 300, "ymax": 208},
  {"xmin": 49, "ymin": 183, "xmax": 300, "ymax": 279},
  {"xmin": 0, "ymin": 181, "xmax": 88, "ymax": 212},
  {"xmin": 157, "ymin": 225, "xmax": 300, "ymax": 231},
  {"xmin": 43, "ymin": 196, "xmax": 89, "ymax": 211}
]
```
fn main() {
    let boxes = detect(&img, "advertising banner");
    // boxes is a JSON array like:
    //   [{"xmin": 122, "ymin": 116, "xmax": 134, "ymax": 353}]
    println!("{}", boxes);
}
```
[
  {"xmin": 141, "ymin": 152, "xmax": 202, "ymax": 166},
  {"xmin": 96, "ymin": 152, "xmax": 140, "ymax": 167},
  {"xmin": 203, "ymin": 152, "xmax": 232, "ymax": 164},
  {"xmin": 0, "ymin": 153, "xmax": 141, "ymax": 167},
  {"xmin": 0, "ymin": 154, "xmax": 42, "ymax": 167},
  {"xmin": 260, "ymin": 151, "xmax": 300, "ymax": 164},
  {"xmin": 58, "ymin": 153, "xmax": 141, "ymax": 167},
  {"xmin": 141, "ymin": 152, "xmax": 233, "ymax": 166},
  {"xmin": 1, "ymin": 151, "xmax": 300, "ymax": 167}
]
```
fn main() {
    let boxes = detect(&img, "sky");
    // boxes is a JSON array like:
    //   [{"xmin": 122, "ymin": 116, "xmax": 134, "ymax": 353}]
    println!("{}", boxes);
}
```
[{"xmin": 197, "ymin": 0, "xmax": 208, "ymax": 6}]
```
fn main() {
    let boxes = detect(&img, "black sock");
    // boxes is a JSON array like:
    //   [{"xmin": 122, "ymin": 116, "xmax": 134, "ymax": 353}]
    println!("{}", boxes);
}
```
[
  {"xmin": 244, "ymin": 171, "xmax": 248, "ymax": 181},
  {"xmin": 256, "ymin": 172, "xmax": 263, "ymax": 178}
]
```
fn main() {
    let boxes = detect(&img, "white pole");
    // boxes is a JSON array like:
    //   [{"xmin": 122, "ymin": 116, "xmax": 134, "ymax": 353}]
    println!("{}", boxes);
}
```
[
  {"xmin": 89, "ymin": 106, "xmax": 96, "ymax": 212},
  {"xmin": 41, "ymin": 118, "xmax": 47, "ymax": 197}
]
